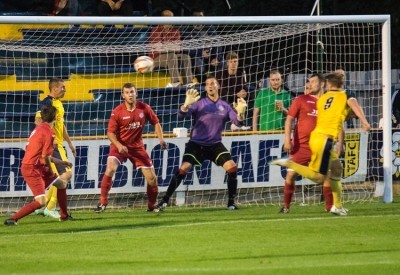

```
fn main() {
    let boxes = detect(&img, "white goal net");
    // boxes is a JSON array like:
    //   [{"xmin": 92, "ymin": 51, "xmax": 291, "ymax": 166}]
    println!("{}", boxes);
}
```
[{"xmin": 0, "ymin": 16, "xmax": 392, "ymax": 212}]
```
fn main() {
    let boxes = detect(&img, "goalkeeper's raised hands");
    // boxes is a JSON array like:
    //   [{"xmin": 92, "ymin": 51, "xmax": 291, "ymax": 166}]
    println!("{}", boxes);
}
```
[
  {"xmin": 233, "ymin": 98, "xmax": 247, "ymax": 115},
  {"xmin": 183, "ymin": 89, "xmax": 200, "ymax": 109}
]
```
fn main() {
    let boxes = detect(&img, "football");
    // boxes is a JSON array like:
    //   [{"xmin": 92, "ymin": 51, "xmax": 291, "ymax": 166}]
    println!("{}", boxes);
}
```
[{"xmin": 133, "ymin": 56, "xmax": 154, "ymax": 73}]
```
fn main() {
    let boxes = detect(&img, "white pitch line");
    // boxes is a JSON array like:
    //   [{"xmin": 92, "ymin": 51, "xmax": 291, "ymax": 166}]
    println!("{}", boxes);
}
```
[{"xmin": 1, "ymin": 213, "xmax": 399, "ymax": 239}]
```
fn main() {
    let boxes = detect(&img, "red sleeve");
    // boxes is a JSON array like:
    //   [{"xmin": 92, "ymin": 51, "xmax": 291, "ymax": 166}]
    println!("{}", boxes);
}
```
[
  {"xmin": 107, "ymin": 109, "xmax": 119, "ymax": 134},
  {"xmin": 288, "ymin": 97, "xmax": 301, "ymax": 118},
  {"xmin": 145, "ymin": 104, "xmax": 160, "ymax": 126}
]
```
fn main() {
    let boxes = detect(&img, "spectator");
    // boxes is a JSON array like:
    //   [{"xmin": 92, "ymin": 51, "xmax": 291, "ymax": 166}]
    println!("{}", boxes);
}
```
[
  {"xmin": 182, "ymin": 10, "xmax": 223, "ymax": 84},
  {"xmin": 148, "ymin": 9, "xmax": 197, "ymax": 87},
  {"xmin": 52, "ymin": 0, "xmax": 81, "ymax": 16},
  {"xmin": 253, "ymin": 70, "xmax": 292, "ymax": 131},
  {"xmin": 97, "ymin": 0, "xmax": 133, "ymax": 16},
  {"xmin": 215, "ymin": 51, "xmax": 247, "ymax": 105},
  {"xmin": 392, "ymin": 89, "xmax": 400, "ymax": 128}
]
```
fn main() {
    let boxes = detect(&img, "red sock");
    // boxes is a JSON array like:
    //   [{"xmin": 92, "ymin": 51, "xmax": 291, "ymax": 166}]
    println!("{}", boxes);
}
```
[
  {"xmin": 100, "ymin": 175, "xmax": 113, "ymax": 205},
  {"xmin": 283, "ymin": 182, "xmax": 295, "ymax": 209},
  {"xmin": 57, "ymin": 188, "xmax": 68, "ymax": 218},
  {"xmin": 323, "ymin": 186, "xmax": 333, "ymax": 211},
  {"xmin": 12, "ymin": 201, "xmax": 41, "ymax": 221},
  {"xmin": 147, "ymin": 184, "xmax": 158, "ymax": 209}
]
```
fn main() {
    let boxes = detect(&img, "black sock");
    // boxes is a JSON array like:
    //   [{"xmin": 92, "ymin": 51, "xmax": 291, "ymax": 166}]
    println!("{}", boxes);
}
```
[
  {"xmin": 164, "ymin": 172, "xmax": 185, "ymax": 202},
  {"xmin": 227, "ymin": 171, "xmax": 238, "ymax": 204}
]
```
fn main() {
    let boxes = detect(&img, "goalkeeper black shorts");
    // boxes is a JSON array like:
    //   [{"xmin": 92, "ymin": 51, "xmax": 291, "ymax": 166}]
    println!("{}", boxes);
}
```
[{"xmin": 182, "ymin": 141, "xmax": 232, "ymax": 167}]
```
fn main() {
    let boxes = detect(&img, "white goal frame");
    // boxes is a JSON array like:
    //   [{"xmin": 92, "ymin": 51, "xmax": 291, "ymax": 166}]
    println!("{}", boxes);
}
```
[{"xmin": 0, "ymin": 15, "xmax": 392, "ymax": 204}]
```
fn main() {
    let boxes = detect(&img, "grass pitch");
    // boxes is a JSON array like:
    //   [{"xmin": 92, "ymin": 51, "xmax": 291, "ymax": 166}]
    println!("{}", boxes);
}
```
[{"xmin": 1, "ymin": 200, "xmax": 400, "ymax": 274}]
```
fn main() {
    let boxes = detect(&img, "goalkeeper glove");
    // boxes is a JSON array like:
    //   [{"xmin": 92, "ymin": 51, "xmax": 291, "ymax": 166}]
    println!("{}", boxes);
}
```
[
  {"xmin": 183, "ymin": 89, "xmax": 200, "ymax": 108},
  {"xmin": 233, "ymin": 98, "xmax": 247, "ymax": 115}
]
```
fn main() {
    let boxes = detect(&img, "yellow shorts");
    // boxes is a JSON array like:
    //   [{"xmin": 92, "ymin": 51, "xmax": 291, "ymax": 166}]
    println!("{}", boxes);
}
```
[{"xmin": 308, "ymin": 131, "xmax": 338, "ymax": 175}]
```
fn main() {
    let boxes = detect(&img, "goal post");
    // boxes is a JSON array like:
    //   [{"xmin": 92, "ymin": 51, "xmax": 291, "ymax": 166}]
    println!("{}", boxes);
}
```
[{"xmin": 0, "ymin": 15, "xmax": 392, "ymax": 211}]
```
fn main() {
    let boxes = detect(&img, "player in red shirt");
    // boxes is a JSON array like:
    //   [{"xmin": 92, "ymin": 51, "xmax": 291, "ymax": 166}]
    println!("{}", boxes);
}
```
[
  {"xmin": 4, "ymin": 106, "xmax": 73, "ymax": 226},
  {"xmin": 280, "ymin": 74, "xmax": 333, "ymax": 213},
  {"xmin": 95, "ymin": 83, "xmax": 168, "ymax": 213}
]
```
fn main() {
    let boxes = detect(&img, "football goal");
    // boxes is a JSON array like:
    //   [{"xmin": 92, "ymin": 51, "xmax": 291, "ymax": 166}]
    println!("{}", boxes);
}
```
[{"xmin": 0, "ymin": 15, "xmax": 392, "ymax": 212}]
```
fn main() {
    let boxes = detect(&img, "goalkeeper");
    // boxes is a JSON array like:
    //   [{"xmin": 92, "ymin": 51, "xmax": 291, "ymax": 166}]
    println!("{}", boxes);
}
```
[{"xmin": 156, "ymin": 76, "xmax": 246, "ymax": 210}]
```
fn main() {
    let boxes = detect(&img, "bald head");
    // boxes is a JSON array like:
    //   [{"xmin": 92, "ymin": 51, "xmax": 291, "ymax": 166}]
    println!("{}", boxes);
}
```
[{"xmin": 162, "ymin": 10, "xmax": 174, "ymax": 16}]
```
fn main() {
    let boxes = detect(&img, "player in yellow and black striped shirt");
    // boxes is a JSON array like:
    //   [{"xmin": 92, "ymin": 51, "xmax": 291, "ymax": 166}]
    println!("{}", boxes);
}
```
[
  {"xmin": 271, "ymin": 72, "xmax": 370, "ymax": 216},
  {"xmin": 34, "ymin": 78, "xmax": 76, "ymax": 220}
]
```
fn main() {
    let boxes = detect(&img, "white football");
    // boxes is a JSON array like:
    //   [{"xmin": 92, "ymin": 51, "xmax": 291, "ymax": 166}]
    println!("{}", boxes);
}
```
[{"xmin": 134, "ymin": 56, "xmax": 154, "ymax": 73}]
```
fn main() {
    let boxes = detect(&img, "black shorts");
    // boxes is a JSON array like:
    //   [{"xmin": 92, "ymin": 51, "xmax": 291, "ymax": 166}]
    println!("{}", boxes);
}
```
[
  {"xmin": 52, "ymin": 146, "xmax": 69, "ymax": 175},
  {"xmin": 182, "ymin": 141, "xmax": 232, "ymax": 167}
]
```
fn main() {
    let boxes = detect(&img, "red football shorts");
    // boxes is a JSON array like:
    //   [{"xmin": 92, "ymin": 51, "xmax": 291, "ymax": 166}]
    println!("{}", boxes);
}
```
[
  {"xmin": 108, "ymin": 145, "xmax": 153, "ymax": 169},
  {"xmin": 290, "ymin": 145, "xmax": 312, "ymax": 166},
  {"xmin": 21, "ymin": 164, "xmax": 59, "ymax": 198}
]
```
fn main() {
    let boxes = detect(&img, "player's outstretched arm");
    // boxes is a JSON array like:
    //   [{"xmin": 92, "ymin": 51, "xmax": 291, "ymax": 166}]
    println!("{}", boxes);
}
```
[
  {"xmin": 347, "ymin": 98, "xmax": 370, "ymax": 132},
  {"xmin": 181, "ymin": 89, "xmax": 200, "ymax": 112}
]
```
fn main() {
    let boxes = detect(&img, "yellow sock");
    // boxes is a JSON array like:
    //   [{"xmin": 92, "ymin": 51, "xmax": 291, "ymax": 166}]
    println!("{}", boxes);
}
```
[
  {"xmin": 46, "ymin": 185, "xmax": 58, "ymax": 210},
  {"xmin": 45, "ymin": 187, "xmax": 52, "ymax": 204},
  {"xmin": 286, "ymin": 161, "xmax": 325, "ymax": 183},
  {"xmin": 329, "ymin": 179, "xmax": 342, "ymax": 208}
]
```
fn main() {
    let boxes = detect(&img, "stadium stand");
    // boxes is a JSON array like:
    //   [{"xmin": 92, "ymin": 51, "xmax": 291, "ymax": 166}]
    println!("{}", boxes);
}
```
[
  {"xmin": 1, "ymin": 22, "xmax": 398, "ymax": 138},
  {"xmin": 0, "ymin": 26, "xmax": 151, "ymax": 80},
  {"xmin": 0, "ymin": 86, "xmax": 199, "ymax": 138},
  {"xmin": 0, "ymin": 90, "xmax": 42, "ymax": 138}
]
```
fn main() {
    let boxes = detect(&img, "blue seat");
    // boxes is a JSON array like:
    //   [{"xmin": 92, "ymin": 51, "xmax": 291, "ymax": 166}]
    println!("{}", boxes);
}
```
[
  {"xmin": 65, "ymin": 121, "xmax": 107, "ymax": 137},
  {"xmin": 0, "ymin": 114, "xmax": 35, "ymax": 138},
  {"xmin": 0, "ymin": 90, "xmax": 42, "ymax": 113},
  {"xmin": 0, "ymin": 90, "xmax": 43, "ymax": 138},
  {"xmin": 0, "ymin": 51, "xmax": 49, "ymax": 80},
  {"xmin": 0, "ymin": 27, "xmax": 151, "ymax": 79}
]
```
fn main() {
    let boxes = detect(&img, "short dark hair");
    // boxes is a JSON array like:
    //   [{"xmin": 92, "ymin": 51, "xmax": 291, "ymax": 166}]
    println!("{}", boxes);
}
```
[
  {"xmin": 225, "ymin": 51, "xmax": 239, "ymax": 60},
  {"xmin": 205, "ymin": 76, "xmax": 219, "ymax": 83},
  {"xmin": 309, "ymin": 73, "xmax": 325, "ymax": 83},
  {"xmin": 122, "ymin": 82, "xmax": 136, "ymax": 91},
  {"xmin": 48, "ymin": 78, "xmax": 64, "ymax": 91},
  {"xmin": 325, "ymin": 72, "xmax": 344, "ymax": 89},
  {"xmin": 41, "ymin": 105, "xmax": 57, "ymax": 123},
  {"xmin": 269, "ymin": 70, "xmax": 282, "ymax": 76}
]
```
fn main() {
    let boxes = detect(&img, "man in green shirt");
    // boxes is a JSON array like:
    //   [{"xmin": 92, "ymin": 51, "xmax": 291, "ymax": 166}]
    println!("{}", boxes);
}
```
[{"xmin": 253, "ymin": 70, "xmax": 292, "ymax": 131}]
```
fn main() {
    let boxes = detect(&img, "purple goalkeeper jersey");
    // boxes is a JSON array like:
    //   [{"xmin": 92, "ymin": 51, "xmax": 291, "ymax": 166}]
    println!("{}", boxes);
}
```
[{"xmin": 179, "ymin": 96, "xmax": 241, "ymax": 145}]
